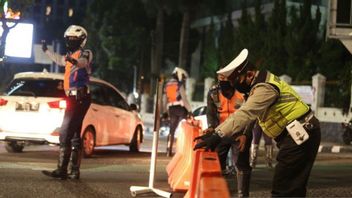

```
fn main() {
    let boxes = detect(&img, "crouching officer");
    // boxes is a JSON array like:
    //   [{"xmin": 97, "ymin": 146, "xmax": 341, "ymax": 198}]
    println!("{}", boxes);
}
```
[
  {"xmin": 203, "ymin": 73, "xmax": 253, "ymax": 197},
  {"xmin": 41, "ymin": 25, "xmax": 92, "ymax": 180},
  {"xmin": 194, "ymin": 49, "xmax": 321, "ymax": 197}
]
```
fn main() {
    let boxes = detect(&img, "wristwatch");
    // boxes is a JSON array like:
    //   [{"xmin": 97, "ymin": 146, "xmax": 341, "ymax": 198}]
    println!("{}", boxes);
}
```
[{"xmin": 215, "ymin": 129, "xmax": 226, "ymax": 138}]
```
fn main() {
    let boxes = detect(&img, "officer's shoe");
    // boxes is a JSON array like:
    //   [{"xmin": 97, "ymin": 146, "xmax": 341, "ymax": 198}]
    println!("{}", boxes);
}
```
[
  {"xmin": 68, "ymin": 170, "xmax": 80, "ymax": 180},
  {"xmin": 42, "ymin": 169, "xmax": 68, "ymax": 180}
]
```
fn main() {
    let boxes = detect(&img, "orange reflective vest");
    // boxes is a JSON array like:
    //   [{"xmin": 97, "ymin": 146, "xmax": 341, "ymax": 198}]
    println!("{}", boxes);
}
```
[
  {"xmin": 64, "ymin": 50, "xmax": 81, "ymax": 90},
  {"xmin": 212, "ymin": 89, "xmax": 244, "ymax": 123},
  {"xmin": 165, "ymin": 78, "xmax": 181, "ymax": 104}
]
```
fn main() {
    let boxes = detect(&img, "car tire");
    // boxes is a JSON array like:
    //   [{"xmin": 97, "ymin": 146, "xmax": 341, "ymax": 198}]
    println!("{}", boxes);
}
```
[
  {"xmin": 129, "ymin": 126, "xmax": 142, "ymax": 152},
  {"xmin": 83, "ymin": 127, "xmax": 96, "ymax": 158},
  {"xmin": 5, "ymin": 141, "xmax": 24, "ymax": 153}
]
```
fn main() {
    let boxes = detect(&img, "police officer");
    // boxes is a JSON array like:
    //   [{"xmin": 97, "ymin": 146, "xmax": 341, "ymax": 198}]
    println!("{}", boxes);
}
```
[
  {"xmin": 41, "ymin": 25, "xmax": 92, "ymax": 180},
  {"xmin": 250, "ymin": 121, "xmax": 274, "ymax": 168},
  {"xmin": 194, "ymin": 49, "xmax": 321, "ymax": 197},
  {"xmin": 204, "ymin": 74, "xmax": 253, "ymax": 197},
  {"xmin": 163, "ymin": 67, "xmax": 192, "ymax": 157}
]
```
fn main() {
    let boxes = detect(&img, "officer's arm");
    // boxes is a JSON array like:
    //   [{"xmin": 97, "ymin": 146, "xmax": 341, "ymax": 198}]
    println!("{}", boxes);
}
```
[
  {"xmin": 45, "ymin": 50, "xmax": 66, "ymax": 66},
  {"xmin": 242, "ymin": 119, "xmax": 256, "ymax": 137},
  {"xmin": 215, "ymin": 83, "xmax": 279, "ymax": 137},
  {"xmin": 76, "ymin": 50, "xmax": 93, "ymax": 69},
  {"xmin": 179, "ymin": 85, "xmax": 192, "ymax": 112},
  {"xmin": 206, "ymin": 91, "xmax": 219, "ymax": 129}
]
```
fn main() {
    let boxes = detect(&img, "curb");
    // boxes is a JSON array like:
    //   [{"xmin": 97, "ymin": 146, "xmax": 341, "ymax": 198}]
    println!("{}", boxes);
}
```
[{"xmin": 318, "ymin": 145, "xmax": 352, "ymax": 153}]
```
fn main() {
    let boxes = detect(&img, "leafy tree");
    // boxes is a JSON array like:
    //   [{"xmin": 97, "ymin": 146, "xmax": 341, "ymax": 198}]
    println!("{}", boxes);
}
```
[
  {"xmin": 84, "ymin": 0, "xmax": 151, "ymax": 93},
  {"xmin": 202, "ymin": 21, "xmax": 218, "ymax": 78},
  {"xmin": 262, "ymin": 0, "xmax": 287, "ymax": 74},
  {"xmin": 218, "ymin": 13, "xmax": 235, "ymax": 67},
  {"xmin": 315, "ymin": 39, "xmax": 352, "ymax": 108},
  {"xmin": 285, "ymin": 0, "xmax": 322, "ymax": 81}
]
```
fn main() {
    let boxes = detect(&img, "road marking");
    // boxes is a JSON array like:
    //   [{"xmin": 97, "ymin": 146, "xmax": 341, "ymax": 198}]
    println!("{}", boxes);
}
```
[
  {"xmin": 318, "ymin": 145, "xmax": 323, "ymax": 153},
  {"xmin": 331, "ymin": 146, "xmax": 341, "ymax": 153}
]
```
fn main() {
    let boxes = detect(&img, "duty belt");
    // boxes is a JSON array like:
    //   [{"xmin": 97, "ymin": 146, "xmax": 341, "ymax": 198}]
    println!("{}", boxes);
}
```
[
  {"xmin": 297, "ymin": 110, "xmax": 315, "ymax": 130},
  {"xmin": 65, "ymin": 86, "xmax": 90, "ymax": 97},
  {"xmin": 167, "ymin": 101, "xmax": 183, "ymax": 107},
  {"xmin": 275, "ymin": 109, "xmax": 315, "ymax": 142}
]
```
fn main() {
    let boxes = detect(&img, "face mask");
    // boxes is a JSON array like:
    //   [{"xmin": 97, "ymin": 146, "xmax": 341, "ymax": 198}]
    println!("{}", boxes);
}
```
[
  {"xmin": 66, "ymin": 38, "xmax": 82, "ymax": 52},
  {"xmin": 233, "ymin": 78, "xmax": 251, "ymax": 94},
  {"xmin": 219, "ymin": 81, "xmax": 233, "ymax": 92}
]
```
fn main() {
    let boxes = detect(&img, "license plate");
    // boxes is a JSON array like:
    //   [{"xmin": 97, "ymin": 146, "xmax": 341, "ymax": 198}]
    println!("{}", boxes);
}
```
[{"xmin": 16, "ymin": 102, "xmax": 40, "ymax": 112}]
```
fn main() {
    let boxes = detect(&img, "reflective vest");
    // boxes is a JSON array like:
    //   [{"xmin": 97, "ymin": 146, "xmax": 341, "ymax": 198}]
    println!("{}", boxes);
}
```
[
  {"xmin": 165, "ymin": 78, "xmax": 182, "ymax": 104},
  {"xmin": 257, "ymin": 72, "xmax": 309, "ymax": 138},
  {"xmin": 64, "ymin": 50, "xmax": 90, "ymax": 90},
  {"xmin": 211, "ymin": 86, "xmax": 244, "ymax": 123}
]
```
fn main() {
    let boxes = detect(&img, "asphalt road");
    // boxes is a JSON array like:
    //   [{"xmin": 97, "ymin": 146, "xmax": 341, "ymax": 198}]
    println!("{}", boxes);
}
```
[{"xmin": 0, "ymin": 135, "xmax": 352, "ymax": 198}]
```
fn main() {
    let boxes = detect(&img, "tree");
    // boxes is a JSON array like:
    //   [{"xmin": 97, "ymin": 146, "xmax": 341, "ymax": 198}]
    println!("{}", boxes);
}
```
[
  {"xmin": 218, "ymin": 13, "xmax": 235, "ymax": 67},
  {"xmin": 202, "ymin": 20, "xmax": 218, "ymax": 78},
  {"xmin": 261, "ymin": 0, "xmax": 287, "ymax": 74},
  {"xmin": 285, "ymin": 0, "xmax": 322, "ymax": 81},
  {"xmin": 84, "ymin": 0, "xmax": 151, "ymax": 93}
]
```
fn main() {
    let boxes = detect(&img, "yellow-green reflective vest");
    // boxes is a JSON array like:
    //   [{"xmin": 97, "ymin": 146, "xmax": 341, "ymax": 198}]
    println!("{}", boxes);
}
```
[{"xmin": 258, "ymin": 72, "xmax": 309, "ymax": 138}]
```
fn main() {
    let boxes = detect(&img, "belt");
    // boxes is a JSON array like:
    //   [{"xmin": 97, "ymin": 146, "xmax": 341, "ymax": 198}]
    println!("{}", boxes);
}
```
[
  {"xmin": 275, "ymin": 109, "xmax": 314, "ymax": 142},
  {"xmin": 167, "ymin": 101, "xmax": 183, "ymax": 107},
  {"xmin": 65, "ymin": 86, "xmax": 90, "ymax": 97}
]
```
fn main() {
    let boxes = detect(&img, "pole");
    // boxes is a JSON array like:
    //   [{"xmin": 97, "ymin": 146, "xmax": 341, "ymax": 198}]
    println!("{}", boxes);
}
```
[{"xmin": 130, "ymin": 77, "xmax": 172, "ymax": 198}]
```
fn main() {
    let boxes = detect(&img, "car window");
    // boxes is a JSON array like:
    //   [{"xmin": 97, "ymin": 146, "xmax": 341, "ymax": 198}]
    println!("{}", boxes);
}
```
[
  {"xmin": 4, "ymin": 78, "xmax": 66, "ymax": 97},
  {"xmin": 89, "ymin": 83, "xmax": 109, "ymax": 105},
  {"xmin": 193, "ymin": 106, "xmax": 207, "ymax": 117},
  {"xmin": 103, "ymin": 85, "xmax": 130, "ymax": 110}
]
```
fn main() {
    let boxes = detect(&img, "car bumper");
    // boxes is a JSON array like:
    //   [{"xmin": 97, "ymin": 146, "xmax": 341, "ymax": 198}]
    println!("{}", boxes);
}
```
[{"xmin": 0, "ymin": 132, "xmax": 60, "ymax": 144}]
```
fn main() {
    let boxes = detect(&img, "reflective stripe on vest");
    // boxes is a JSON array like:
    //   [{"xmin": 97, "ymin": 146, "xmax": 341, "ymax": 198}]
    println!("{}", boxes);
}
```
[
  {"xmin": 258, "ymin": 72, "xmax": 309, "ymax": 138},
  {"xmin": 165, "ymin": 79, "xmax": 181, "ymax": 103},
  {"xmin": 212, "ymin": 89, "xmax": 244, "ymax": 124}
]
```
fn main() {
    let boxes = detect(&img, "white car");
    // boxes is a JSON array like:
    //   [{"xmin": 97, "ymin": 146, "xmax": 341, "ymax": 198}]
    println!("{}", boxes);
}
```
[{"xmin": 0, "ymin": 71, "xmax": 144, "ymax": 157}]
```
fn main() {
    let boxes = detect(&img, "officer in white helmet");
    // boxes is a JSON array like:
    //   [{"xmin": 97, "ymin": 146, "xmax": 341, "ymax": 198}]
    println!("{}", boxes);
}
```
[
  {"xmin": 163, "ymin": 67, "xmax": 192, "ymax": 156},
  {"xmin": 41, "ymin": 25, "xmax": 92, "ymax": 180},
  {"xmin": 194, "ymin": 49, "xmax": 321, "ymax": 197}
]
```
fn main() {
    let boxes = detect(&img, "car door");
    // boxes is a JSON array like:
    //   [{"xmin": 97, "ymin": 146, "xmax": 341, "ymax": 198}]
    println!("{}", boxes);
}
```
[
  {"xmin": 85, "ymin": 83, "xmax": 112, "ymax": 146},
  {"xmin": 103, "ymin": 85, "xmax": 133, "ymax": 144}
]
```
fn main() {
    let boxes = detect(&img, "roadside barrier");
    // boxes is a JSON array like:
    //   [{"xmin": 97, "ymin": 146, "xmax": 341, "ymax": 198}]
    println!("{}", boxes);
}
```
[
  {"xmin": 166, "ymin": 119, "xmax": 230, "ymax": 197},
  {"xmin": 184, "ymin": 151, "xmax": 230, "ymax": 198},
  {"xmin": 166, "ymin": 119, "xmax": 202, "ymax": 192}
]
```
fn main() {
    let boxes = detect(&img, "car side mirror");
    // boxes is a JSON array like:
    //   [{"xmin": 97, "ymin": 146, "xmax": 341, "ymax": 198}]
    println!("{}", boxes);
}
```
[{"xmin": 130, "ymin": 103, "xmax": 138, "ymax": 111}]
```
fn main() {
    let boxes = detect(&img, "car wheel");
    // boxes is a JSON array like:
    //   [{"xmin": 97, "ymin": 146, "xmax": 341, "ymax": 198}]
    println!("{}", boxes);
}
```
[
  {"xmin": 83, "ymin": 127, "xmax": 95, "ymax": 158},
  {"xmin": 129, "ymin": 127, "xmax": 142, "ymax": 152},
  {"xmin": 5, "ymin": 141, "xmax": 24, "ymax": 153}
]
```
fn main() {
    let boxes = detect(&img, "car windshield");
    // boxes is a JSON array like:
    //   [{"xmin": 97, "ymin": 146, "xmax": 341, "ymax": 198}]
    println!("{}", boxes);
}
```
[{"xmin": 4, "ymin": 78, "xmax": 66, "ymax": 98}]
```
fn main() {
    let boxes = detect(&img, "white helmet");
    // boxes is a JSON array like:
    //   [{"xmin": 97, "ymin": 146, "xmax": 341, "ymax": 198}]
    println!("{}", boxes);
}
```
[
  {"xmin": 172, "ymin": 67, "xmax": 188, "ymax": 82},
  {"xmin": 64, "ymin": 25, "xmax": 88, "ymax": 48}
]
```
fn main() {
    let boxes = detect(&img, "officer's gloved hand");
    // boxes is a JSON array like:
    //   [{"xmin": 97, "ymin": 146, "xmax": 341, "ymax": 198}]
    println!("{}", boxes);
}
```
[
  {"xmin": 193, "ymin": 132, "xmax": 222, "ymax": 151},
  {"xmin": 235, "ymin": 134, "xmax": 247, "ymax": 152},
  {"xmin": 41, "ymin": 40, "xmax": 48, "ymax": 52},
  {"xmin": 193, "ymin": 128, "xmax": 214, "ymax": 142}
]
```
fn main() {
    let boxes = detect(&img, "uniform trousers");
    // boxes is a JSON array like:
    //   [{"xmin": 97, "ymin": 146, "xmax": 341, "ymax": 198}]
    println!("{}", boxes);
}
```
[
  {"xmin": 272, "ymin": 116, "xmax": 321, "ymax": 197},
  {"xmin": 59, "ymin": 94, "xmax": 91, "ymax": 149}
]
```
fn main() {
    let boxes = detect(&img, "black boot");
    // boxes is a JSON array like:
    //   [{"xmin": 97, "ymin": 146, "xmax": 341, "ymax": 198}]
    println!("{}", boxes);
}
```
[
  {"xmin": 166, "ymin": 134, "xmax": 174, "ymax": 157},
  {"xmin": 42, "ymin": 146, "xmax": 71, "ymax": 180},
  {"xmin": 68, "ymin": 147, "xmax": 82, "ymax": 179},
  {"xmin": 237, "ymin": 170, "xmax": 251, "ymax": 198}
]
